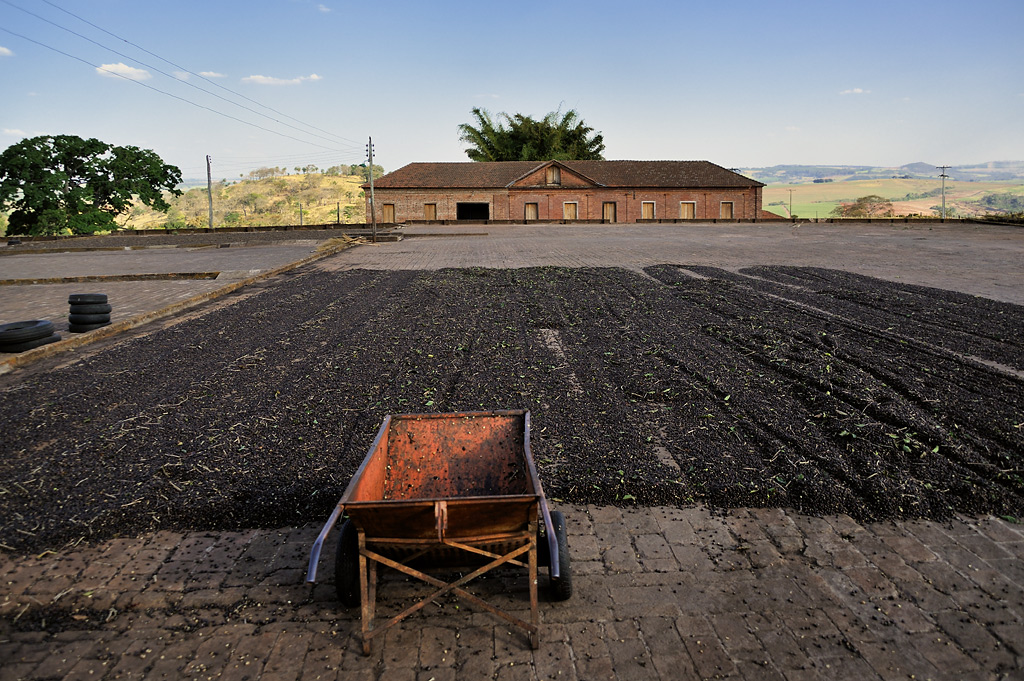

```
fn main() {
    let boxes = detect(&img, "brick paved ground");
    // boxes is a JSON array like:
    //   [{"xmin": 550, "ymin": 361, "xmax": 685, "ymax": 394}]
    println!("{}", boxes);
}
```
[
  {"xmin": 333, "ymin": 222, "xmax": 1024, "ymax": 305},
  {"xmin": 0, "ymin": 242, "xmax": 323, "ymax": 354},
  {"xmin": 2, "ymin": 505, "xmax": 1022, "ymax": 680},
  {"xmin": 2, "ymin": 222, "xmax": 1023, "ymax": 679}
]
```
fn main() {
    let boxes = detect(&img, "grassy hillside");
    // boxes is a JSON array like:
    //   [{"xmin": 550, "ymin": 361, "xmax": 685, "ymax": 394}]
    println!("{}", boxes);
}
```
[
  {"xmin": 762, "ymin": 178, "xmax": 1024, "ymax": 219},
  {"xmin": 743, "ymin": 161, "xmax": 1024, "ymax": 185},
  {"xmin": 127, "ymin": 173, "xmax": 368, "ymax": 229}
]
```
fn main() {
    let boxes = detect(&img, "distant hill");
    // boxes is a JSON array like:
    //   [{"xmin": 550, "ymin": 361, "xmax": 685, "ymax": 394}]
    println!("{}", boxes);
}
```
[
  {"xmin": 740, "ymin": 161, "xmax": 1024, "ymax": 185},
  {"xmin": 128, "ymin": 172, "xmax": 370, "ymax": 229}
]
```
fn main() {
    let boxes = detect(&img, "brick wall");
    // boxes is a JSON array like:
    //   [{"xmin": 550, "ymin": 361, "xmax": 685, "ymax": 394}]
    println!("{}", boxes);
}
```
[{"xmin": 370, "ymin": 186, "xmax": 763, "ymax": 222}]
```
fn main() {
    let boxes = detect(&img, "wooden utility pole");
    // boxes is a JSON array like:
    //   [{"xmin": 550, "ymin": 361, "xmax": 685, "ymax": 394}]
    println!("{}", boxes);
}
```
[
  {"xmin": 367, "ymin": 137, "xmax": 377, "ymax": 243},
  {"xmin": 206, "ymin": 155, "xmax": 214, "ymax": 229}
]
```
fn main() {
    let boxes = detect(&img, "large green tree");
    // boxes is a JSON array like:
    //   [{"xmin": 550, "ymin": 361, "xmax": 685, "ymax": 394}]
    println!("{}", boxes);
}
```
[
  {"xmin": 0, "ymin": 135, "xmax": 182, "ymax": 236},
  {"xmin": 458, "ymin": 107, "xmax": 605, "ymax": 162}
]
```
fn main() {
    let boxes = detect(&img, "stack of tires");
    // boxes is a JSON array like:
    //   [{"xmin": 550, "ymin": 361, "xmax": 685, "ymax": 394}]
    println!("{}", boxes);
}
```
[
  {"xmin": 0, "ymin": 320, "xmax": 61, "ymax": 353},
  {"xmin": 69, "ymin": 293, "xmax": 112, "ymax": 333}
]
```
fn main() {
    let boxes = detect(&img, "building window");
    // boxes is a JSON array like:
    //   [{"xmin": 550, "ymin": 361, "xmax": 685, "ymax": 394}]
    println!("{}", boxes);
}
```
[
  {"xmin": 424, "ymin": 203, "xmax": 437, "ymax": 220},
  {"xmin": 546, "ymin": 166, "xmax": 561, "ymax": 185},
  {"xmin": 602, "ymin": 202, "xmax": 617, "ymax": 222},
  {"xmin": 680, "ymin": 201, "xmax": 696, "ymax": 219},
  {"xmin": 641, "ymin": 201, "xmax": 656, "ymax": 219},
  {"xmin": 382, "ymin": 204, "xmax": 395, "ymax": 223},
  {"xmin": 525, "ymin": 203, "xmax": 539, "ymax": 221},
  {"xmin": 563, "ymin": 202, "xmax": 578, "ymax": 220},
  {"xmin": 720, "ymin": 202, "xmax": 734, "ymax": 219}
]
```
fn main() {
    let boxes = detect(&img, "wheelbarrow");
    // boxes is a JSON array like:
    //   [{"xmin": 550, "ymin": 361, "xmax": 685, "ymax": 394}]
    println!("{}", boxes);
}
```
[{"xmin": 306, "ymin": 410, "xmax": 571, "ymax": 654}]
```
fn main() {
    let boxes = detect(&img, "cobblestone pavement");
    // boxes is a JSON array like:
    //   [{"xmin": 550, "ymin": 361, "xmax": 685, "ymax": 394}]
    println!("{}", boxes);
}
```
[
  {"xmin": 2, "ymin": 505, "xmax": 1022, "ymax": 680},
  {"xmin": 2, "ymin": 223, "xmax": 1024, "ymax": 679}
]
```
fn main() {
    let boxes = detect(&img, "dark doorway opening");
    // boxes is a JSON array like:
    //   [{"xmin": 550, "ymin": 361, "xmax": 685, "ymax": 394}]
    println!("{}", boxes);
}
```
[{"xmin": 456, "ymin": 203, "xmax": 490, "ymax": 221}]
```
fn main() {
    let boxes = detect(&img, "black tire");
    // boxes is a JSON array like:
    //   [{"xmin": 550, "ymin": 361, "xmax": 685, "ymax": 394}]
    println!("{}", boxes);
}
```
[
  {"xmin": 0, "ymin": 320, "xmax": 55, "ymax": 345},
  {"xmin": 68, "ymin": 313, "xmax": 111, "ymax": 325},
  {"xmin": 335, "ymin": 520, "xmax": 360, "ymax": 607},
  {"xmin": 548, "ymin": 511, "xmax": 572, "ymax": 601},
  {"xmin": 68, "ymin": 303, "xmax": 112, "ymax": 315},
  {"xmin": 68, "ymin": 293, "xmax": 107, "ymax": 304},
  {"xmin": 0, "ymin": 333, "xmax": 61, "ymax": 353},
  {"xmin": 68, "ymin": 321, "xmax": 111, "ymax": 333}
]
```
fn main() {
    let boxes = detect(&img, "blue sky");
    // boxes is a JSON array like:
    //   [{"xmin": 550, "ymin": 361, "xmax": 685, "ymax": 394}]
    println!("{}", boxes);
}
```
[{"xmin": 2, "ymin": 0, "xmax": 1022, "ymax": 179}]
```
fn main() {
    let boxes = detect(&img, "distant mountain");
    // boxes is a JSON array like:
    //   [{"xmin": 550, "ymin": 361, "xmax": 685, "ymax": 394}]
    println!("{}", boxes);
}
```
[
  {"xmin": 739, "ymin": 161, "xmax": 1024, "ymax": 184},
  {"xmin": 900, "ymin": 162, "xmax": 936, "ymax": 175}
]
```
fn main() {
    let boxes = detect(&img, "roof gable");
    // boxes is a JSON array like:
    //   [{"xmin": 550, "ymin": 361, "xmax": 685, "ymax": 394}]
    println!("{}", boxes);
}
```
[{"xmin": 508, "ymin": 160, "xmax": 603, "ymax": 188}]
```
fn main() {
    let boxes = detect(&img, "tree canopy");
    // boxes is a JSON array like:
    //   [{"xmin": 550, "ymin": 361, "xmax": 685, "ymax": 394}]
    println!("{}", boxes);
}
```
[
  {"xmin": 457, "ymin": 107, "xmax": 605, "ymax": 162},
  {"xmin": 0, "ymin": 135, "xmax": 182, "ymax": 236}
]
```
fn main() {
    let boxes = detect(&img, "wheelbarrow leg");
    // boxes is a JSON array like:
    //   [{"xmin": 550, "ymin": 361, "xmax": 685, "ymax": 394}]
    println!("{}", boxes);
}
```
[{"xmin": 358, "ymin": 531, "xmax": 376, "ymax": 655}]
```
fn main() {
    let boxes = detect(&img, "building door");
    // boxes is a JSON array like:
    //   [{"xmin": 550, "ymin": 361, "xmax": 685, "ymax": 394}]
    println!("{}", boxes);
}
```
[
  {"xmin": 424, "ymin": 203, "xmax": 437, "ymax": 220},
  {"xmin": 680, "ymin": 202, "xmax": 696, "ymax": 219},
  {"xmin": 524, "ymin": 203, "xmax": 539, "ymax": 221},
  {"xmin": 602, "ymin": 202, "xmax": 617, "ymax": 222},
  {"xmin": 641, "ymin": 201, "xmax": 655, "ymax": 219},
  {"xmin": 720, "ymin": 202, "xmax": 734, "ymax": 219},
  {"xmin": 456, "ymin": 203, "xmax": 489, "ymax": 220},
  {"xmin": 382, "ymin": 204, "xmax": 395, "ymax": 223},
  {"xmin": 563, "ymin": 202, "xmax": 578, "ymax": 220}
]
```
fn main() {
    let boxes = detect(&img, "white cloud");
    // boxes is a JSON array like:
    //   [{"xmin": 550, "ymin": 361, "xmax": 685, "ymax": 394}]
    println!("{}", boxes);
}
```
[
  {"xmin": 3, "ymin": 128, "xmax": 27, "ymax": 136},
  {"xmin": 318, "ymin": 4, "xmax": 331, "ymax": 12},
  {"xmin": 839, "ymin": 88, "xmax": 870, "ymax": 95},
  {"xmin": 242, "ymin": 73, "xmax": 322, "ymax": 86},
  {"xmin": 97, "ymin": 62, "xmax": 152, "ymax": 81},
  {"xmin": 199, "ymin": 71, "xmax": 226, "ymax": 78},
  {"xmin": 784, "ymin": 125, "xmax": 801, "ymax": 132},
  {"xmin": 174, "ymin": 70, "xmax": 190, "ymax": 80},
  {"xmin": 0, "ymin": 46, "xmax": 13, "ymax": 57}
]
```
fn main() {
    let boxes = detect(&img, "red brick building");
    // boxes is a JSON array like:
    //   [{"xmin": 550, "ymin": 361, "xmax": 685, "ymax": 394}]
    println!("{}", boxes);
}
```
[{"xmin": 365, "ymin": 160, "xmax": 765, "ymax": 223}]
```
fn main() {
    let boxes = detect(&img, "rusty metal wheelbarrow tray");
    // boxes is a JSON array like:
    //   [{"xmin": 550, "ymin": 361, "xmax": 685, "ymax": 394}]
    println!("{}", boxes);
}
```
[{"xmin": 306, "ymin": 409, "xmax": 565, "ymax": 654}]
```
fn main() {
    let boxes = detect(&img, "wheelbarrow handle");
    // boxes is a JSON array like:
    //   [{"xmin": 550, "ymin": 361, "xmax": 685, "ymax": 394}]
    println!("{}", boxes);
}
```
[{"xmin": 306, "ymin": 502, "xmax": 344, "ymax": 583}]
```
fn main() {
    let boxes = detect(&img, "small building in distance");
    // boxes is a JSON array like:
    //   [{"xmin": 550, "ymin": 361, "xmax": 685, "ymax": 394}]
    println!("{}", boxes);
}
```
[{"xmin": 364, "ymin": 160, "xmax": 766, "ymax": 223}]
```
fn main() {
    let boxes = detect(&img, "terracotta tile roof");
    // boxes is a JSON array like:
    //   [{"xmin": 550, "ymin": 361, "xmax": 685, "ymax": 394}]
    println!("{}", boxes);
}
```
[
  {"xmin": 371, "ymin": 162, "xmax": 540, "ymax": 189},
  {"xmin": 371, "ymin": 161, "xmax": 763, "ymax": 189},
  {"xmin": 561, "ymin": 161, "xmax": 763, "ymax": 188}
]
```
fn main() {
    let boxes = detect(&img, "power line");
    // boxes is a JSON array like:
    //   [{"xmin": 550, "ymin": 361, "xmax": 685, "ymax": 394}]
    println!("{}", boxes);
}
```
[
  {"xmin": 0, "ymin": 26, "xmax": 352, "ymax": 153},
  {"xmin": 36, "ymin": 0, "xmax": 363, "ymax": 148},
  {"xmin": 2, "ymin": 0, "xmax": 361, "ymax": 153}
]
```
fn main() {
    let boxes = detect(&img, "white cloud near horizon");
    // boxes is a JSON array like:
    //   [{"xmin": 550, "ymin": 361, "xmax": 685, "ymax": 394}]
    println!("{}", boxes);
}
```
[
  {"xmin": 97, "ymin": 62, "xmax": 152, "ymax": 81},
  {"xmin": 0, "ymin": 46, "xmax": 13, "ymax": 57},
  {"xmin": 242, "ymin": 73, "xmax": 322, "ymax": 86},
  {"xmin": 200, "ymin": 71, "xmax": 226, "ymax": 78},
  {"xmin": 3, "ymin": 128, "xmax": 27, "ymax": 136},
  {"xmin": 840, "ymin": 87, "xmax": 870, "ymax": 95}
]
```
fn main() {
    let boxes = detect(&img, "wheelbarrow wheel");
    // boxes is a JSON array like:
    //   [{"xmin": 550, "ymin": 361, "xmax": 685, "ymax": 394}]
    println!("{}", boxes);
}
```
[
  {"xmin": 335, "ymin": 519, "xmax": 360, "ymax": 607},
  {"xmin": 548, "ymin": 510, "xmax": 572, "ymax": 601}
]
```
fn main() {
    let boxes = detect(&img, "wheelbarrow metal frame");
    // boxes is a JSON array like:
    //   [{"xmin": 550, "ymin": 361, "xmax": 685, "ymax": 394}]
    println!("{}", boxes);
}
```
[{"xmin": 307, "ymin": 409, "xmax": 559, "ymax": 654}]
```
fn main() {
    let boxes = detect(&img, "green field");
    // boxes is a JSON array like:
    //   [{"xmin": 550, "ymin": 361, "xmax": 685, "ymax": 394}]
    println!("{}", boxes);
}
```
[{"xmin": 762, "ymin": 179, "xmax": 1024, "ymax": 218}]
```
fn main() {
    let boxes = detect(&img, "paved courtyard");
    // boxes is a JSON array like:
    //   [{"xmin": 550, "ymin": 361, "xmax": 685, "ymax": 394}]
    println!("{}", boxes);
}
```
[{"xmin": 2, "ymin": 221, "xmax": 1023, "ymax": 680}]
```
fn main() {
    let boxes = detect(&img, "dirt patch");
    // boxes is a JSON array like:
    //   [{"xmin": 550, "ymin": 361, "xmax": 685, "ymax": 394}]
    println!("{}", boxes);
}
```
[{"xmin": 1, "ymin": 266, "xmax": 1022, "ymax": 554}]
